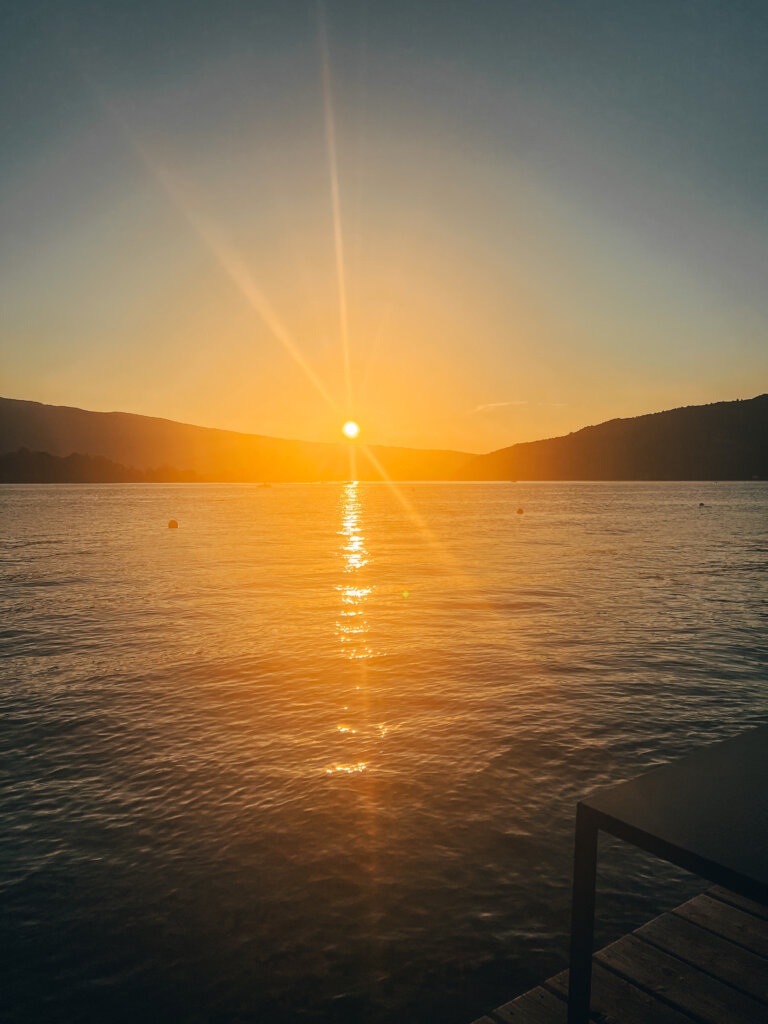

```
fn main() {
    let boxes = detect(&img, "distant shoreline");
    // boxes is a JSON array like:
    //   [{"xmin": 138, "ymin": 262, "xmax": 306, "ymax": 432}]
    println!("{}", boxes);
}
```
[
  {"xmin": 2, "ymin": 393, "xmax": 766, "ymax": 482},
  {"xmin": 1, "ymin": 451, "xmax": 764, "ymax": 486}
]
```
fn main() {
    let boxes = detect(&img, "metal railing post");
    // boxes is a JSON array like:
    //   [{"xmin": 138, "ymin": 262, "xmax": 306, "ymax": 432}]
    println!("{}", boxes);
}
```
[{"xmin": 567, "ymin": 803, "xmax": 598, "ymax": 1024}]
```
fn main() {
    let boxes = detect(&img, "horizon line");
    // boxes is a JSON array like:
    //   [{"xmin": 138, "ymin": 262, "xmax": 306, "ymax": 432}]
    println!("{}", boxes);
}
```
[{"xmin": 1, "ymin": 391, "xmax": 765, "ymax": 459}]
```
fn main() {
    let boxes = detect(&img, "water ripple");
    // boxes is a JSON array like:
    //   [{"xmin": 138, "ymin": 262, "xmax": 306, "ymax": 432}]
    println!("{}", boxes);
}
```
[{"xmin": 1, "ymin": 481, "xmax": 766, "ymax": 1024}]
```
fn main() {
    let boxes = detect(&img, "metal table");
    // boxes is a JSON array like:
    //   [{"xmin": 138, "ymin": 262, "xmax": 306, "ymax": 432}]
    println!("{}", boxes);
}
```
[{"xmin": 567, "ymin": 725, "xmax": 768, "ymax": 1024}]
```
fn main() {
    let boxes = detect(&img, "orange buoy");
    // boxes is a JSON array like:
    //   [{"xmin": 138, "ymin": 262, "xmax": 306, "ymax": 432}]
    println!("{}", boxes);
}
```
[{"xmin": 168, "ymin": 519, "xmax": 179, "ymax": 529}]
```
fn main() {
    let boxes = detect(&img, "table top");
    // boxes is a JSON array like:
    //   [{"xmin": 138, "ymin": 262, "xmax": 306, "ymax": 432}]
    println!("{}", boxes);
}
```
[{"xmin": 583, "ymin": 725, "xmax": 768, "ymax": 900}]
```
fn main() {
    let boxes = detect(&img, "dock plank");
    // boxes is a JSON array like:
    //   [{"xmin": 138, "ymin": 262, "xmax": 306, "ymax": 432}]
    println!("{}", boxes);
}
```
[
  {"xmin": 709, "ymin": 886, "xmax": 768, "ymax": 922},
  {"xmin": 637, "ymin": 910, "xmax": 768, "ymax": 1003},
  {"xmin": 674, "ymin": 893, "xmax": 768, "ymax": 958},
  {"xmin": 472, "ymin": 888, "xmax": 768, "ymax": 1024},
  {"xmin": 596, "ymin": 932, "xmax": 765, "ymax": 1024},
  {"xmin": 492, "ymin": 985, "xmax": 566, "ymax": 1023},
  {"xmin": 546, "ymin": 963, "xmax": 695, "ymax": 1024}
]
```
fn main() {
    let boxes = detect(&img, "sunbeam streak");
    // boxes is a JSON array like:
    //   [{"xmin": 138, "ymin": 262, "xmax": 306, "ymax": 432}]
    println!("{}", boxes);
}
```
[
  {"xmin": 47, "ymin": 45, "xmax": 342, "ymax": 419},
  {"xmin": 359, "ymin": 445, "xmax": 449, "ymax": 557},
  {"xmin": 358, "ymin": 446, "xmax": 546, "ymax": 642},
  {"xmin": 318, "ymin": 2, "xmax": 353, "ymax": 411},
  {"xmin": 133, "ymin": 144, "xmax": 340, "ymax": 413}
]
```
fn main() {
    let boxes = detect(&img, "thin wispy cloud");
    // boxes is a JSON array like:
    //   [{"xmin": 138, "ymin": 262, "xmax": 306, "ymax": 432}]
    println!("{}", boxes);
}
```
[
  {"xmin": 470, "ymin": 400, "xmax": 568, "ymax": 415},
  {"xmin": 471, "ymin": 401, "xmax": 528, "ymax": 414}
]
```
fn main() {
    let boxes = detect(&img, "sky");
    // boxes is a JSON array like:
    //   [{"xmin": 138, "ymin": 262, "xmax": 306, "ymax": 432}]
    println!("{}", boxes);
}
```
[{"xmin": 1, "ymin": 0, "xmax": 767, "ymax": 453}]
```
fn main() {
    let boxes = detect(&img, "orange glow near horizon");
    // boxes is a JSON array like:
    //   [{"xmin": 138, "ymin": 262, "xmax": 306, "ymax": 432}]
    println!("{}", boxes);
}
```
[{"xmin": 342, "ymin": 420, "xmax": 360, "ymax": 439}]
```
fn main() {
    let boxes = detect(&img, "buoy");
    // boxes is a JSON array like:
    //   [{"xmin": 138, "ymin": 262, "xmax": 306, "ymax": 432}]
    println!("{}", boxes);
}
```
[
  {"xmin": 168, "ymin": 519, "xmax": 179, "ymax": 529},
  {"xmin": 516, "ymin": 508, "xmax": 524, "ymax": 514}
]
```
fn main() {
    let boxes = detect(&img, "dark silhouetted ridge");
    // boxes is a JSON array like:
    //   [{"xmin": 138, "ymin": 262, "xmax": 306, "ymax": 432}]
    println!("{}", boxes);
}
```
[
  {"xmin": 0, "ymin": 398, "xmax": 471, "ymax": 481},
  {"xmin": 0, "ymin": 394, "xmax": 765, "ymax": 481},
  {"xmin": 465, "ymin": 395, "xmax": 767, "ymax": 480}
]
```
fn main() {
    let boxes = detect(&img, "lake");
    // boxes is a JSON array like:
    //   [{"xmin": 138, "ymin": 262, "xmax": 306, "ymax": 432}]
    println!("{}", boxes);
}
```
[{"xmin": 1, "ymin": 481, "xmax": 766, "ymax": 1023}]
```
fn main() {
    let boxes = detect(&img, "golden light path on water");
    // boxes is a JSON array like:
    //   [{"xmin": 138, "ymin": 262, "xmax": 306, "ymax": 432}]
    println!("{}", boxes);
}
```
[
  {"xmin": 336, "ymin": 480, "xmax": 372, "ymax": 658},
  {"xmin": 327, "ymin": 480, "xmax": 380, "ymax": 776}
]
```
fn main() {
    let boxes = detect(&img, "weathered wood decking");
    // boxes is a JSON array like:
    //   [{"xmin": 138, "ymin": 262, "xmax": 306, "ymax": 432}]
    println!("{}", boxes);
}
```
[{"xmin": 471, "ymin": 887, "xmax": 768, "ymax": 1024}]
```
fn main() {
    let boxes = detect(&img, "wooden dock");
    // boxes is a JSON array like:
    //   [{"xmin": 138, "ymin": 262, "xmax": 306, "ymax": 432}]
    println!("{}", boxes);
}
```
[{"xmin": 471, "ymin": 887, "xmax": 768, "ymax": 1024}]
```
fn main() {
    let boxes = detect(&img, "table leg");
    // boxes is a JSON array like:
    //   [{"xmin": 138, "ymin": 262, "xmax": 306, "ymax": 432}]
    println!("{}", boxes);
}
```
[{"xmin": 567, "ymin": 803, "xmax": 598, "ymax": 1024}]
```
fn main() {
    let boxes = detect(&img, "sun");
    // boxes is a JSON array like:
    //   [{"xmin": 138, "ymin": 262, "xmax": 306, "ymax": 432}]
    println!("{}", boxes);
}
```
[{"xmin": 342, "ymin": 420, "xmax": 360, "ymax": 439}]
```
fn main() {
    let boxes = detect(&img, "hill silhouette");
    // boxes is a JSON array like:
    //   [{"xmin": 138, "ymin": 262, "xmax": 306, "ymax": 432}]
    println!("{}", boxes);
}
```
[
  {"xmin": 0, "ymin": 398, "xmax": 470, "ymax": 482},
  {"xmin": 0, "ymin": 394, "xmax": 765, "ymax": 482},
  {"xmin": 464, "ymin": 395, "xmax": 768, "ymax": 481}
]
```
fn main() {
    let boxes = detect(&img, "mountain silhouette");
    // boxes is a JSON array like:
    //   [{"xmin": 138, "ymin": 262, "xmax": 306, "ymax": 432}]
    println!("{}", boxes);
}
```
[
  {"xmin": 0, "ymin": 394, "xmax": 765, "ymax": 482},
  {"xmin": 463, "ymin": 394, "xmax": 768, "ymax": 481},
  {"xmin": 0, "ymin": 398, "xmax": 469, "ymax": 482}
]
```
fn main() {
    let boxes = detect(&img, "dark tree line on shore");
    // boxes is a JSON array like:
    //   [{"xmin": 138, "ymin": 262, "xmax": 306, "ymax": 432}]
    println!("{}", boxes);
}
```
[{"xmin": 0, "ymin": 448, "xmax": 200, "ymax": 483}]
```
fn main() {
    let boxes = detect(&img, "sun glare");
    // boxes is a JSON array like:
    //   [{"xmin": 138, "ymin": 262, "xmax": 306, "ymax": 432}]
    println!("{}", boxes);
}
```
[{"xmin": 342, "ymin": 420, "xmax": 360, "ymax": 439}]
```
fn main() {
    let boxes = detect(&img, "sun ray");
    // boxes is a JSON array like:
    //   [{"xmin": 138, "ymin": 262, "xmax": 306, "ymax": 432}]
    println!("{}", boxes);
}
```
[
  {"xmin": 60, "ymin": 55, "xmax": 340, "ymax": 417},
  {"xmin": 318, "ymin": 2, "xmax": 353, "ymax": 411},
  {"xmin": 358, "ymin": 445, "xmax": 545, "ymax": 640},
  {"xmin": 132, "ymin": 143, "xmax": 340, "ymax": 413},
  {"xmin": 358, "ymin": 445, "xmax": 450, "ymax": 558}
]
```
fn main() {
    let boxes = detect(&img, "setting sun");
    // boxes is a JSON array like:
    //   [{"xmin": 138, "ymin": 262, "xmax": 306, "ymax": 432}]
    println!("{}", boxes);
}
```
[{"xmin": 342, "ymin": 420, "xmax": 360, "ymax": 439}]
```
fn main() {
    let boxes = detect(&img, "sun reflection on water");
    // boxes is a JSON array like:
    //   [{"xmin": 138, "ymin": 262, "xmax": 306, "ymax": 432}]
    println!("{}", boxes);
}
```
[
  {"xmin": 335, "ymin": 482, "xmax": 375, "ymax": 661},
  {"xmin": 325, "ymin": 762, "xmax": 367, "ymax": 775},
  {"xmin": 324, "ymin": 481, "xmax": 393, "ymax": 778}
]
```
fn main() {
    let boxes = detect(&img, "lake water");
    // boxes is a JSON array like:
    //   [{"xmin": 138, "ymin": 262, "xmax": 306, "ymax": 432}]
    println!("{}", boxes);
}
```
[{"xmin": 1, "ymin": 481, "xmax": 766, "ymax": 1024}]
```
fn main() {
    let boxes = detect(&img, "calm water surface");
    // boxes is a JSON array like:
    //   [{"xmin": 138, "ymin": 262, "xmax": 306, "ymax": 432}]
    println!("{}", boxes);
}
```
[{"xmin": 1, "ymin": 482, "xmax": 767, "ymax": 1023}]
